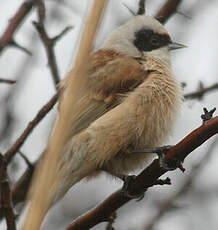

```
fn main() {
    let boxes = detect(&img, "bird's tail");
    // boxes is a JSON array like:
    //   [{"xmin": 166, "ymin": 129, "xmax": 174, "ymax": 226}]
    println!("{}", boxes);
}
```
[{"xmin": 47, "ymin": 131, "xmax": 96, "ymax": 206}]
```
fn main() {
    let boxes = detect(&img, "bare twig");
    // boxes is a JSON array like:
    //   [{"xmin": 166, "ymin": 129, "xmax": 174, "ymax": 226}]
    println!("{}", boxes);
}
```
[
  {"xmin": 12, "ymin": 162, "xmax": 36, "ymax": 207},
  {"xmin": 18, "ymin": 151, "xmax": 34, "ymax": 169},
  {"xmin": 66, "ymin": 116, "xmax": 218, "ymax": 230},
  {"xmin": 33, "ymin": 1, "xmax": 72, "ymax": 89},
  {"xmin": 9, "ymin": 40, "xmax": 32, "ymax": 55},
  {"xmin": 0, "ymin": 78, "xmax": 16, "ymax": 84},
  {"xmin": 0, "ymin": 154, "xmax": 16, "ymax": 230},
  {"xmin": 184, "ymin": 83, "xmax": 218, "ymax": 100},
  {"xmin": 155, "ymin": 0, "xmax": 183, "ymax": 24},
  {"xmin": 4, "ymin": 93, "xmax": 58, "ymax": 164},
  {"xmin": 0, "ymin": 0, "xmax": 39, "ymax": 55}
]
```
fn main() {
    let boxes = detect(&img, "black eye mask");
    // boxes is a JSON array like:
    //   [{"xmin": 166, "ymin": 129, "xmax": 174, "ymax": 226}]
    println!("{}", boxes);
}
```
[{"xmin": 134, "ymin": 29, "xmax": 171, "ymax": 52}]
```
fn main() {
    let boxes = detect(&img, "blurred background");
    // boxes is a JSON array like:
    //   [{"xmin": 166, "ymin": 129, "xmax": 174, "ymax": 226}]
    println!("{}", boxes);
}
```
[{"xmin": 0, "ymin": 0, "xmax": 218, "ymax": 229}]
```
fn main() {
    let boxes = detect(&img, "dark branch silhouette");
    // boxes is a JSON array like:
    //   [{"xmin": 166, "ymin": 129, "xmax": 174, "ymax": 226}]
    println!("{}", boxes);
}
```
[
  {"xmin": 0, "ymin": 0, "xmax": 39, "ymax": 55},
  {"xmin": 156, "ymin": 0, "xmax": 182, "ymax": 24},
  {"xmin": 33, "ymin": 1, "xmax": 72, "ymax": 89}
]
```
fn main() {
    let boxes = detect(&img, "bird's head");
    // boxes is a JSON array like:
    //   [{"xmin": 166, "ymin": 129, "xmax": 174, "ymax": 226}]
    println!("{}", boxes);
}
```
[{"xmin": 102, "ymin": 15, "xmax": 185, "ymax": 64}]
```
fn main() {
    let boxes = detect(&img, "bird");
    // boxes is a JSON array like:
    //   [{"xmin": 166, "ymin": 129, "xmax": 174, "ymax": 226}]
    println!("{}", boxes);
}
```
[{"xmin": 49, "ymin": 14, "xmax": 184, "ymax": 204}]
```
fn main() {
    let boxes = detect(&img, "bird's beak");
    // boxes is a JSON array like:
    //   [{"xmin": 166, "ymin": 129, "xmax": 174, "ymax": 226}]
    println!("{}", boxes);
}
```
[{"xmin": 168, "ymin": 42, "xmax": 187, "ymax": 50}]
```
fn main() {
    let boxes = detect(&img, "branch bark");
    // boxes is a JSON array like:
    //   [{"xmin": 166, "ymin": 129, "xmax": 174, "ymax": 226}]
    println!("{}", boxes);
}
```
[
  {"xmin": 144, "ymin": 137, "xmax": 218, "ymax": 230},
  {"xmin": 33, "ymin": 1, "xmax": 72, "ymax": 89},
  {"xmin": 0, "ymin": 154, "xmax": 16, "ymax": 230},
  {"xmin": 155, "ymin": 0, "xmax": 182, "ymax": 24}
]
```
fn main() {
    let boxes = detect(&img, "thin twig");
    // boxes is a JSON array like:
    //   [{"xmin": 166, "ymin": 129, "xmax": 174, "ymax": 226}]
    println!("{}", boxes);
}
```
[
  {"xmin": 4, "ymin": 93, "xmax": 58, "ymax": 164},
  {"xmin": 0, "ymin": 0, "xmax": 40, "ymax": 55},
  {"xmin": 155, "ymin": 0, "xmax": 183, "ymax": 24},
  {"xmin": 184, "ymin": 83, "xmax": 218, "ymax": 100},
  {"xmin": 0, "ymin": 78, "xmax": 16, "ymax": 84},
  {"xmin": 33, "ymin": 1, "xmax": 72, "ymax": 89}
]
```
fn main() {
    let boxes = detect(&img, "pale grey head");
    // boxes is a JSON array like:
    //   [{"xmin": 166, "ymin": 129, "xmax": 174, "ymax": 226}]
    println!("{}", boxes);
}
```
[{"xmin": 102, "ymin": 15, "xmax": 185, "ymax": 64}]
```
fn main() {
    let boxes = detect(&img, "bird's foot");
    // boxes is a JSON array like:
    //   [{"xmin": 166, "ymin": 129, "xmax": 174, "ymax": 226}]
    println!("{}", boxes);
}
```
[
  {"xmin": 121, "ymin": 175, "xmax": 145, "ymax": 201},
  {"xmin": 159, "ymin": 155, "xmax": 185, "ymax": 172},
  {"xmin": 133, "ymin": 145, "xmax": 185, "ymax": 172},
  {"xmin": 132, "ymin": 145, "xmax": 173, "ymax": 155},
  {"xmin": 201, "ymin": 107, "xmax": 216, "ymax": 124}
]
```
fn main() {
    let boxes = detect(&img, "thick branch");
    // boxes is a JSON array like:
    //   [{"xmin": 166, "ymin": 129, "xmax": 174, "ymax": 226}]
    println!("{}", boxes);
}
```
[
  {"xmin": 66, "ymin": 117, "xmax": 218, "ymax": 230},
  {"xmin": 144, "ymin": 137, "xmax": 218, "ymax": 230},
  {"xmin": 155, "ymin": 0, "xmax": 183, "ymax": 24},
  {"xmin": 0, "ymin": 0, "xmax": 39, "ymax": 55}
]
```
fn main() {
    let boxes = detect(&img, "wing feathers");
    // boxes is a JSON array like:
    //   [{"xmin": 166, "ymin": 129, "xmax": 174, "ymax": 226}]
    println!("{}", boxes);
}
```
[{"xmin": 59, "ymin": 49, "xmax": 148, "ymax": 137}]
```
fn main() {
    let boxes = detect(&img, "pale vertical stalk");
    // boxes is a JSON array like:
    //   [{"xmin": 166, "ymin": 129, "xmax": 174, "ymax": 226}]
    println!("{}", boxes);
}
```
[{"xmin": 22, "ymin": 0, "xmax": 108, "ymax": 229}]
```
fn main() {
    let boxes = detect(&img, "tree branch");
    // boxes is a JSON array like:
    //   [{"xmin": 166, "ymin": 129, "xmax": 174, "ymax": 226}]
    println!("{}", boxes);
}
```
[
  {"xmin": 0, "ymin": 78, "xmax": 16, "ymax": 84},
  {"xmin": 33, "ymin": 1, "xmax": 72, "ymax": 89},
  {"xmin": 4, "ymin": 93, "xmax": 58, "ymax": 164},
  {"xmin": 155, "ymin": 0, "xmax": 183, "ymax": 24},
  {"xmin": 184, "ymin": 82, "xmax": 218, "ymax": 100},
  {"xmin": 144, "ymin": 136, "xmax": 218, "ymax": 230},
  {"xmin": 0, "ymin": 0, "xmax": 40, "ymax": 55},
  {"xmin": 0, "ymin": 154, "xmax": 16, "ymax": 230},
  {"xmin": 66, "ymin": 116, "xmax": 218, "ymax": 230}
]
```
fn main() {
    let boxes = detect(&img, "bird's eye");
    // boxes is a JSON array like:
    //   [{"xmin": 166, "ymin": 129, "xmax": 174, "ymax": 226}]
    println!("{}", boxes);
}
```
[{"xmin": 150, "ymin": 37, "xmax": 160, "ymax": 46}]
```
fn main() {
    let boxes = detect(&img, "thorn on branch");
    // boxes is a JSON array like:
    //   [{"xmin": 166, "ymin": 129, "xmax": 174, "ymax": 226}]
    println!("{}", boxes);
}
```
[{"xmin": 201, "ymin": 107, "xmax": 216, "ymax": 125}]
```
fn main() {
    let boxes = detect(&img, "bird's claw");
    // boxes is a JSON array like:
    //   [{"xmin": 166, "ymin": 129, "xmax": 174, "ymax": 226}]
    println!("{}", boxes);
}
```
[
  {"xmin": 201, "ymin": 107, "xmax": 216, "ymax": 124},
  {"xmin": 121, "ymin": 175, "xmax": 145, "ymax": 201},
  {"xmin": 159, "ymin": 155, "xmax": 185, "ymax": 172},
  {"xmin": 133, "ymin": 145, "xmax": 185, "ymax": 172},
  {"xmin": 133, "ymin": 145, "xmax": 173, "ymax": 155}
]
